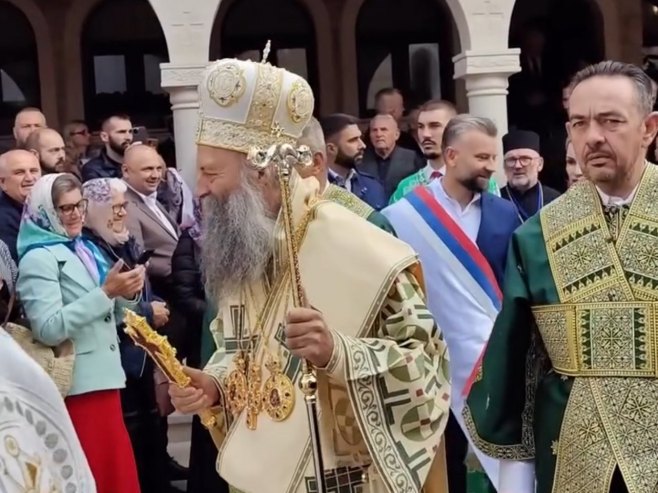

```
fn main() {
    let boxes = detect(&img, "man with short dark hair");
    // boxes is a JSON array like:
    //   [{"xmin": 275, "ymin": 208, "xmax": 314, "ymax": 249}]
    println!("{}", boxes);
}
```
[
  {"xmin": 466, "ymin": 61, "xmax": 658, "ymax": 493},
  {"xmin": 82, "ymin": 114, "xmax": 134, "ymax": 182},
  {"xmin": 319, "ymin": 113, "xmax": 387, "ymax": 210}
]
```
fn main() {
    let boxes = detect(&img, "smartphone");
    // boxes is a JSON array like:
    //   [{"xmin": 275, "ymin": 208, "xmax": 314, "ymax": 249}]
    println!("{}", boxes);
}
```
[
  {"xmin": 132, "ymin": 126, "xmax": 150, "ymax": 145},
  {"xmin": 136, "ymin": 249, "xmax": 155, "ymax": 265}
]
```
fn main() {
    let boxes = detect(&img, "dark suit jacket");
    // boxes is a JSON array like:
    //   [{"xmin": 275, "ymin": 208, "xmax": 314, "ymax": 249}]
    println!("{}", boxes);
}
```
[
  {"xmin": 0, "ymin": 193, "xmax": 23, "ymax": 262},
  {"xmin": 327, "ymin": 170, "xmax": 387, "ymax": 211},
  {"xmin": 358, "ymin": 146, "xmax": 425, "ymax": 201},
  {"xmin": 475, "ymin": 193, "xmax": 522, "ymax": 287}
]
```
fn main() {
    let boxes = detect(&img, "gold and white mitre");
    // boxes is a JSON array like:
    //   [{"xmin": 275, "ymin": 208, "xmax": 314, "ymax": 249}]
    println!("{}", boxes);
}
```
[{"xmin": 196, "ymin": 54, "xmax": 315, "ymax": 153}]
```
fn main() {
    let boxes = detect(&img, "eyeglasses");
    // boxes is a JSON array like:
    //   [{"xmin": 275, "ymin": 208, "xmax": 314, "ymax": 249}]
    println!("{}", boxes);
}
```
[
  {"xmin": 112, "ymin": 201, "xmax": 129, "ymax": 215},
  {"xmin": 504, "ymin": 156, "xmax": 539, "ymax": 168},
  {"xmin": 70, "ymin": 129, "xmax": 89, "ymax": 137},
  {"xmin": 57, "ymin": 199, "xmax": 88, "ymax": 216}
]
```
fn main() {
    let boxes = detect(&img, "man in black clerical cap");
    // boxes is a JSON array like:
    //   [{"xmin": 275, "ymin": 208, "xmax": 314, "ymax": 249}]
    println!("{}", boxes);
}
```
[{"xmin": 500, "ymin": 129, "xmax": 561, "ymax": 222}]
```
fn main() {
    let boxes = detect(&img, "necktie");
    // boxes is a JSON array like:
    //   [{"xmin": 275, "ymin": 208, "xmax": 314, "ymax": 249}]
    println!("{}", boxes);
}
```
[{"xmin": 429, "ymin": 171, "xmax": 442, "ymax": 181}]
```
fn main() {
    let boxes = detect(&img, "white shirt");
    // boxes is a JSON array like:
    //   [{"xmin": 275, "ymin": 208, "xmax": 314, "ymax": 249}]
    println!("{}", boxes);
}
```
[
  {"xmin": 430, "ymin": 177, "xmax": 482, "ymax": 242},
  {"xmin": 126, "ymin": 183, "xmax": 178, "ymax": 238},
  {"xmin": 328, "ymin": 167, "xmax": 357, "ymax": 193},
  {"xmin": 422, "ymin": 162, "xmax": 445, "ymax": 182},
  {"xmin": 596, "ymin": 185, "xmax": 639, "ymax": 207}
]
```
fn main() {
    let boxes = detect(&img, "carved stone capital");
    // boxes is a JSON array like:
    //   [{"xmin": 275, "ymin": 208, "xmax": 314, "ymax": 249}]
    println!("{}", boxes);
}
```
[
  {"xmin": 453, "ymin": 49, "xmax": 521, "ymax": 79},
  {"xmin": 160, "ymin": 63, "xmax": 208, "ymax": 90}
]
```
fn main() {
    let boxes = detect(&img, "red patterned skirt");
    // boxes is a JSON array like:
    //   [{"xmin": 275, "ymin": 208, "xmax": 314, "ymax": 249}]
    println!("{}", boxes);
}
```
[{"xmin": 66, "ymin": 389, "xmax": 141, "ymax": 493}]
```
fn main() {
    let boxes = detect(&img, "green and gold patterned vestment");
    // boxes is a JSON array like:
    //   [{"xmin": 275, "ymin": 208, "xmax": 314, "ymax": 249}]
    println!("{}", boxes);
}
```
[
  {"xmin": 465, "ymin": 164, "xmax": 658, "ymax": 493},
  {"xmin": 322, "ymin": 183, "xmax": 396, "ymax": 235}
]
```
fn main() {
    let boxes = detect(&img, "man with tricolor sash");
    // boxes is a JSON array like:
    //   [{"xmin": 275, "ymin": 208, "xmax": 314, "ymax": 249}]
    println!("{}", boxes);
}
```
[
  {"xmin": 465, "ymin": 61, "xmax": 658, "ymax": 493},
  {"xmin": 383, "ymin": 115, "xmax": 520, "ymax": 492}
]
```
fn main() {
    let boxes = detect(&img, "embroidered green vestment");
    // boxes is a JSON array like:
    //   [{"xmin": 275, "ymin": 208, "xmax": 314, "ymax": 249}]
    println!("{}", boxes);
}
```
[{"xmin": 465, "ymin": 164, "xmax": 658, "ymax": 493}]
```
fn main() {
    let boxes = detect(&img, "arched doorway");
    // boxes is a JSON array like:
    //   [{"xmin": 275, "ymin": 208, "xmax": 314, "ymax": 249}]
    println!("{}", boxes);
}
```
[
  {"xmin": 643, "ymin": 0, "xmax": 658, "ymax": 73},
  {"xmin": 211, "ymin": 0, "xmax": 320, "ymax": 112},
  {"xmin": 81, "ymin": 0, "xmax": 169, "ymax": 129},
  {"xmin": 0, "ymin": 1, "xmax": 40, "ymax": 134},
  {"xmin": 355, "ymin": 0, "xmax": 457, "ymax": 118},
  {"xmin": 510, "ymin": 0, "xmax": 604, "ymax": 78},
  {"xmin": 507, "ymin": 0, "xmax": 605, "ymax": 129},
  {"xmin": 507, "ymin": 0, "xmax": 604, "ymax": 191}
]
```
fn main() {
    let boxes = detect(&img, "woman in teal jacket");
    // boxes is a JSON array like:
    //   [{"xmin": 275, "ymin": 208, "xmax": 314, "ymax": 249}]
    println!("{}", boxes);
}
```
[{"xmin": 17, "ymin": 173, "xmax": 146, "ymax": 493}]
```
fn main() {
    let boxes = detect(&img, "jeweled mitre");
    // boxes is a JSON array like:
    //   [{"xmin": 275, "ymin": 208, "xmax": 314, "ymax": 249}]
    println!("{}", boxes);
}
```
[{"xmin": 196, "ymin": 57, "xmax": 315, "ymax": 153}]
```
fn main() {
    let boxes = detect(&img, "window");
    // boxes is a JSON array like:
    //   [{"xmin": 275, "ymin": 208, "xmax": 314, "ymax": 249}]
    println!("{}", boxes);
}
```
[
  {"xmin": 212, "ymin": 0, "xmax": 320, "ymax": 113},
  {"xmin": 356, "ymin": 0, "xmax": 456, "ymax": 117},
  {"xmin": 93, "ymin": 55, "xmax": 127, "ymax": 94},
  {"xmin": 0, "ymin": 2, "xmax": 40, "ymax": 134},
  {"xmin": 82, "ymin": 0, "xmax": 169, "ymax": 129}
]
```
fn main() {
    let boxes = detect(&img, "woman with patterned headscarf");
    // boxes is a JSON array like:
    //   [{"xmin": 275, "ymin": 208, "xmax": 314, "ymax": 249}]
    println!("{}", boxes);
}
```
[
  {"xmin": 82, "ymin": 177, "xmax": 170, "ymax": 493},
  {"xmin": 17, "ymin": 173, "xmax": 145, "ymax": 493}
]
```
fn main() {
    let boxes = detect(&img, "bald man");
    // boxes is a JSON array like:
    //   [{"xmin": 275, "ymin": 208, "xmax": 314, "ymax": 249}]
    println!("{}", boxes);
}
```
[
  {"xmin": 0, "ymin": 150, "xmax": 42, "ymax": 260},
  {"xmin": 122, "ymin": 144, "xmax": 179, "ymax": 281},
  {"xmin": 82, "ymin": 114, "xmax": 134, "ymax": 182},
  {"xmin": 122, "ymin": 145, "xmax": 188, "ymax": 410},
  {"xmin": 25, "ymin": 128, "xmax": 66, "ymax": 174},
  {"xmin": 13, "ymin": 107, "xmax": 46, "ymax": 149},
  {"xmin": 360, "ymin": 113, "xmax": 425, "ymax": 200}
]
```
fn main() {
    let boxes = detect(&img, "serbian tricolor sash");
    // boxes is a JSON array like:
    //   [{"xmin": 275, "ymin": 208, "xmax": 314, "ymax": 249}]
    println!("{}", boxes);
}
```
[{"xmin": 383, "ymin": 185, "xmax": 502, "ymax": 487}]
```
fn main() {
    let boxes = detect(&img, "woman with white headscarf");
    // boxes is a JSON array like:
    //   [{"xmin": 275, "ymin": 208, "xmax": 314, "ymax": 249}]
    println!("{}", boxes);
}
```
[{"xmin": 82, "ymin": 177, "xmax": 170, "ymax": 493}]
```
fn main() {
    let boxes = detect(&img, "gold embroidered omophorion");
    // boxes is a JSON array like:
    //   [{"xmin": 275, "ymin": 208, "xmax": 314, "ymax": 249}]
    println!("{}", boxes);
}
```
[{"xmin": 538, "ymin": 164, "xmax": 658, "ymax": 493}]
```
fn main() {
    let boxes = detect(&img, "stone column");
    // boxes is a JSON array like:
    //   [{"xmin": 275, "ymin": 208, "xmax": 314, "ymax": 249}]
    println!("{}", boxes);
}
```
[
  {"xmin": 453, "ymin": 49, "xmax": 520, "ymax": 184},
  {"xmin": 160, "ymin": 64, "xmax": 206, "ymax": 188}
]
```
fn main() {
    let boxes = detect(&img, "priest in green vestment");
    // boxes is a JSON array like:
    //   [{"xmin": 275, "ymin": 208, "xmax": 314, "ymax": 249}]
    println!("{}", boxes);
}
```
[{"xmin": 465, "ymin": 61, "xmax": 658, "ymax": 493}]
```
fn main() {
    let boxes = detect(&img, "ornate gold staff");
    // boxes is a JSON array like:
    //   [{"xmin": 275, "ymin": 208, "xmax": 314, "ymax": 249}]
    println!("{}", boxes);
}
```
[
  {"xmin": 122, "ymin": 309, "xmax": 226, "ymax": 450},
  {"xmin": 248, "ymin": 141, "xmax": 327, "ymax": 493}
]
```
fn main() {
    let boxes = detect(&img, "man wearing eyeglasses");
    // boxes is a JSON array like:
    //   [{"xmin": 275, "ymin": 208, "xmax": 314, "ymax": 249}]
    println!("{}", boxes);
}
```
[
  {"xmin": 82, "ymin": 114, "xmax": 134, "ymax": 183},
  {"xmin": 500, "ymin": 130, "xmax": 560, "ymax": 222}
]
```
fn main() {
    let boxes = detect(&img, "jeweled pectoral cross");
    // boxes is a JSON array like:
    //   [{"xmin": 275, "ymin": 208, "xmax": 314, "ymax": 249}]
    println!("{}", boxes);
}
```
[{"xmin": 246, "ymin": 363, "xmax": 263, "ymax": 430}]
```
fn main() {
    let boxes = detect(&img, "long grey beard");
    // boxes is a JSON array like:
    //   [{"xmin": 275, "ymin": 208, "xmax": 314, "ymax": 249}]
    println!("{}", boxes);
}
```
[{"xmin": 201, "ymin": 178, "xmax": 275, "ymax": 303}]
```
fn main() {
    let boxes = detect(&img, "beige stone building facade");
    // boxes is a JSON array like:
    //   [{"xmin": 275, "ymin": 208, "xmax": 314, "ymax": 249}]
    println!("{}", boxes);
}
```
[{"xmin": 0, "ymin": 0, "xmax": 653, "ymax": 183}]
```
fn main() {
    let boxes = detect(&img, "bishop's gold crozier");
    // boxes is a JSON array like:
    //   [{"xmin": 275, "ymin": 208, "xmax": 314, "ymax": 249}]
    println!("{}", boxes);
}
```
[
  {"xmin": 122, "ymin": 309, "xmax": 225, "ymax": 449},
  {"xmin": 248, "ymin": 141, "xmax": 327, "ymax": 493}
]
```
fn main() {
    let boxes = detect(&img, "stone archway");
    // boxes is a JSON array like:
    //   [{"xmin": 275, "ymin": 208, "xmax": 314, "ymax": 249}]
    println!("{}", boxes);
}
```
[
  {"xmin": 64, "ymin": 0, "xmax": 169, "ymax": 127},
  {"xmin": 340, "ymin": 0, "xmax": 469, "ymax": 116},
  {"xmin": 341, "ymin": 0, "xmax": 465, "ymax": 117},
  {"xmin": 1, "ymin": 0, "xmax": 57, "ymax": 129},
  {"xmin": 593, "ymin": 0, "xmax": 623, "ymax": 60},
  {"xmin": 63, "ymin": 0, "xmax": 105, "ymax": 122},
  {"xmin": 211, "ymin": 0, "xmax": 335, "ymax": 114}
]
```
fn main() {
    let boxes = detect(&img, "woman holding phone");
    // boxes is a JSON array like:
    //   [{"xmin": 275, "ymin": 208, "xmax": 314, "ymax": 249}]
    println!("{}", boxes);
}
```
[
  {"xmin": 81, "ymin": 177, "xmax": 170, "ymax": 493},
  {"xmin": 17, "ymin": 173, "xmax": 145, "ymax": 493}
]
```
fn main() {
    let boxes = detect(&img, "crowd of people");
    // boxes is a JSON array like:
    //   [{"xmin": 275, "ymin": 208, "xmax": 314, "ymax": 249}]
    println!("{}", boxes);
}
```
[{"xmin": 0, "ymin": 51, "xmax": 656, "ymax": 493}]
